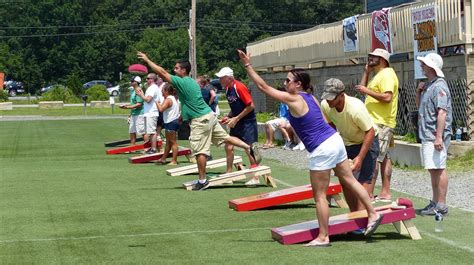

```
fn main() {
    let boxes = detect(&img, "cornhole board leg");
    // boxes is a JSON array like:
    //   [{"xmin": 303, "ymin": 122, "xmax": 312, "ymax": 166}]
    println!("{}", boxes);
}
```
[
  {"xmin": 393, "ymin": 220, "xmax": 409, "ymax": 235},
  {"xmin": 330, "ymin": 194, "xmax": 349, "ymax": 209},
  {"xmin": 166, "ymin": 156, "xmax": 244, "ymax": 176},
  {"xmin": 228, "ymin": 183, "xmax": 343, "ymax": 212},
  {"xmin": 129, "ymin": 147, "xmax": 191, "ymax": 164},
  {"xmin": 183, "ymin": 166, "xmax": 271, "ymax": 191},
  {"xmin": 104, "ymin": 137, "xmax": 144, "ymax": 147},
  {"xmin": 263, "ymin": 174, "xmax": 277, "ymax": 188},
  {"xmin": 271, "ymin": 199, "xmax": 418, "ymax": 245},
  {"xmin": 402, "ymin": 219, "xmax": 422, "ymax": 240}
]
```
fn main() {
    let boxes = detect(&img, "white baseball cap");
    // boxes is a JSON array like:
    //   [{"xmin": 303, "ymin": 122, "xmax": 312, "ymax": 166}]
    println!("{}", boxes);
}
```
[
  {"xmin": 369, "ymin": 48, "xmax": 390, "ymax": 64},
  {"xmin": 130, "ymin": 76, "xmax": 141, "ymax": 83},
  {"xmin": 416, "ymin": 53, "xmax": 444, "ymax": 78},
  {"xmin": 215, "ymin": 67, "xmax": 234, "ymax": 78}
]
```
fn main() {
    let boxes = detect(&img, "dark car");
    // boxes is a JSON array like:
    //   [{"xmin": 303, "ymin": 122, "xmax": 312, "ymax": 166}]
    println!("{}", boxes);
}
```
[
  {"xmin": 83, "ymin": 80, "xmax": 113, "ymax": 90},
  {"xmin": 210, "ymin": 79, "xmax": 224, "ymax": 92},
  {"xmin": 4, "ymin": 80, "xmax": 25, "ymax": 96},
  {"xmin": 40, "ymin": 84, "xmax": 66, "ymax": 94}
]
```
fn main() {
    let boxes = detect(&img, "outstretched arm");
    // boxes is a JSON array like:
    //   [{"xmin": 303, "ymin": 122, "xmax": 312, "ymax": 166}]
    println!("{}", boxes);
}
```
[
  {"xmin": 237, "ymin": 50, "xmax": 295, "ymax": 105},
  {"xmin": 137, "ymin": 52, "xmax": 172, "ymax": 83}
]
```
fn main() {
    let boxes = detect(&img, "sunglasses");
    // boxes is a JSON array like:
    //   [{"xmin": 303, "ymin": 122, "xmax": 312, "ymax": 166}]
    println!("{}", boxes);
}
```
[
  {"xmin": 285, "ymin": 78, "xmax": 293, "ymax": 83},
  {"xmin": 146, "ymin": 77, "xmax": 153, "ymax": 80}
]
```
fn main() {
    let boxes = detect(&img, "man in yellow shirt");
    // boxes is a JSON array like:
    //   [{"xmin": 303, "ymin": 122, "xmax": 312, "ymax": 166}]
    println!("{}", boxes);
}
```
[
  {"xmin": 321, "ymin": 78, "xmax": 379, "ymax": 212},
  {"xmin": 355, "ymin": 48, "xmax": 399, "ymax": 202}
]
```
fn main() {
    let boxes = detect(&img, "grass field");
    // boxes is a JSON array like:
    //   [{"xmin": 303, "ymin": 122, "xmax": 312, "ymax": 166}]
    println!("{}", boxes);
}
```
[{"xmin": 1, "ymin": 119, "xmax": 473, "ymax": 263}]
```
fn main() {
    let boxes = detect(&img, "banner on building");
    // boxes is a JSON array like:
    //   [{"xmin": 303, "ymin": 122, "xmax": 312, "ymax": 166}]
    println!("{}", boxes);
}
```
[
  {"xmin": 371, "ymin": 8, "xmax": 392, "ymax": 53},
  {"xmin": 343, "ymin": 15, "xmax": 359, "ymax": 53},
  {"xmin": 412, "ymin": 5, "xmax": 437, "ymax": 79}
]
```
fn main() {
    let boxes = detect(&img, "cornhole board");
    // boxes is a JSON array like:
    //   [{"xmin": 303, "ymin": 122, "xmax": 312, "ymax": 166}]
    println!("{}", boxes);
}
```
[
  {"xmin": 271, "ymin": 198, "xmax": 421, "ymax": 245},
  {"xmin": 104, "ymin": 137, "xmax": 144, "ymax": 147},
  {"xmin": 128, "ymin": 147, "xmax": 192, "ymax": 164},
  {"xmin": 106, "ymin": 141, "xmax": 151, "ymax": 155},
  {"xmin": 182, "ymin": 165, "xmax": 276, "ymax": 190},
  {"xmin": 166, "ymin": 156, "xmax": 244, "ymax": 176},
  {"xmin": 228, "ymin": 183, "xmax": 347, "ymax": 211}
]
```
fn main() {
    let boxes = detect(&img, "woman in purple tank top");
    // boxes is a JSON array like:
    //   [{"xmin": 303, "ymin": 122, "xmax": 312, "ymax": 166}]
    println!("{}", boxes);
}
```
[{"xmin": 238, "ymin": 50, "xmax": 383, "ymax": 247}]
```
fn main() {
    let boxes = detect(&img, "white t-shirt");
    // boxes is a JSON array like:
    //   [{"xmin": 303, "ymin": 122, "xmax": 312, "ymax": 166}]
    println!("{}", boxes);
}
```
[
  {"xmin": 143, "ymin": 84, "xmax": 163, "ymax": 117},
  {"xmin": 163, "ymin": 96, "xmax": 180, "ymax": 124}
]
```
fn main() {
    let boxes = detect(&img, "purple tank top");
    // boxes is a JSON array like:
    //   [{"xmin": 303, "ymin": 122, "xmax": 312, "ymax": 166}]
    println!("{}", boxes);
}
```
[{"xmin": 288, "ymin": 92, "xmax": 336, "ymax": 153}]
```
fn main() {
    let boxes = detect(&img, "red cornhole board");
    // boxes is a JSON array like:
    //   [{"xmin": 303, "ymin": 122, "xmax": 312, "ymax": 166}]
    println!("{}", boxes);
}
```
[
  {"xmin": 106, "ymin": 141, "xmax": 151, "ymax": 155},
  {"xmin": 128, "ymin": 147, "xmax": 192, "ymax": 164},
  {"xmin": 228, "ymin": 183, "xmax": 345, "ymax": 211},
  {"xmin": 271, "ymin": 198, "xmax": 421, "ymax": 245}
]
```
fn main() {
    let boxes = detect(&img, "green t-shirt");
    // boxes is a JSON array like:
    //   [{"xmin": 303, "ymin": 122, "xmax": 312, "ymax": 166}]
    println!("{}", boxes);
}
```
[
  {"xmin": 130, "ymin": 89, "xmax": 144, "ymax": 116},
  {"xmin": 171, "ymin": 75, "xmax": 211, "ymax": 120}
]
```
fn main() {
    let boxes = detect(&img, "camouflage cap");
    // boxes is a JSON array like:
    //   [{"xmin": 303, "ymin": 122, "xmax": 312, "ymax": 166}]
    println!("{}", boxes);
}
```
[{"xmin": 321, "ymin": 78, "xmax": 345, "ymax": 100}]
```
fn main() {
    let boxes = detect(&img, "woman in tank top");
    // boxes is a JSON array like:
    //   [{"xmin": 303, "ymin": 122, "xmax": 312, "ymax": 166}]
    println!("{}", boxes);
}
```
[
  {"xmin": 156, "ymin": 83, "xmax": 181, "ymax": 165},
  {"xmin": 238, "ymin": 50, "xmax": 383, "ymax": 247}
]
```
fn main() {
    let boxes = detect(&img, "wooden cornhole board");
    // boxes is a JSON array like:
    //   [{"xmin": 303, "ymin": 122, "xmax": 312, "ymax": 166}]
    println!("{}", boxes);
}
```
[
  {"xmin": 106, "ymin": 141, "xmax": 151, "ymax": 155},
  {"xmin": 228, "ymin": 183, "xmax": 347, "ymax": 211},
  {"xmin": 128, "ymin": 147, "xmax": 192, "ymax": 164},
  {"xmin": 271, "ymin": 198, "xmax": 421, "ymax": 245},
  {"xmin": 182, "ymin": 165, "xmax": 276, "ymax": 191},
  {"xmin": 104, "ymin": 137, "xmax": 144, "ymax": 147},
  {"xmin": 166, "ymin": 156, "xmax": 244, "ymax": 176}
]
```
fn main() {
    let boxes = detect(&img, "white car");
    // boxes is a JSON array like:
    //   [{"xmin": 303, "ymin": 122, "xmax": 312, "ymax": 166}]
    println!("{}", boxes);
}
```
[{"xmin": 107, "ymin": 85, "xmax": 120, "ymax": 96}]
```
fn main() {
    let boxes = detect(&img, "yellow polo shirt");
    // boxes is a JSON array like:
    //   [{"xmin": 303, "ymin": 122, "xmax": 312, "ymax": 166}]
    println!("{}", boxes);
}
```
[
  {"xmin": 321, "ymin": 96, "xmax": 376, "ymax": 146},
  {"xmin": 365, "ymin": 67, "xmax": 399, "ymax": 128}
]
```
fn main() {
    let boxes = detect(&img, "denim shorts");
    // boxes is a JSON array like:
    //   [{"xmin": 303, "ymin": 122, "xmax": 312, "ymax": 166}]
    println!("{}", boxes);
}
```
[
  {"xmin": 164, "ymin": 119, "xmax": 180, "ymax": 132},
  {"xmin": 345, "ymin": 136, "xmax": 380, "ymax": 184}
]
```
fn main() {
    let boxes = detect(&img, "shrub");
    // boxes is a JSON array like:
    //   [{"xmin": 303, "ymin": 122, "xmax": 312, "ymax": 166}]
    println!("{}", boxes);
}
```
[
  {"xmin": 0, "ymin": 89, "xmax": 8, "ymax": 102},
  {"xmin": 256, "ymin": 112, "xmax": 275, "ymax": 123},
  {"xmin": 66, "ymin": 72, "xmax": 83, "ymax": 96},
  {"xmin": 41, "ymin": 86, "xmax": 81, "ymax": 103},
  {"xmin": 85, "ymin": 85, "xmax": 109, "ymax": 102}
]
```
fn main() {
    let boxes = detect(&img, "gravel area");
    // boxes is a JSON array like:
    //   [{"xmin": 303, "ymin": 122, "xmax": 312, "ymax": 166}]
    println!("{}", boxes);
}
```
[{"xmin": 260, "ymin": 146, "xmax": 474, "ymax": 212}]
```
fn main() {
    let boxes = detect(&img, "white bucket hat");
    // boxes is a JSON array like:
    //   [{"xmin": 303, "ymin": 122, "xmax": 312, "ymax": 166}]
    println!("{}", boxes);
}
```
[
  {"xmin": 215, "ymin": 67, "xmax": 234, "ymax": 78},
  {"xmin": 416, "ymin": 53, "xmax": 444, "ymax": 78},
  {"xmin": 369, "ymin": 48, "xmax": 390, "ymax": 64}
]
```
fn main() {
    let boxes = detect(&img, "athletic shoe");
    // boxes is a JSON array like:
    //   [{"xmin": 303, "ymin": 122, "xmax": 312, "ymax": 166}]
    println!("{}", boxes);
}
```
[
  {"xmin": 245, "ymin": 178, "xmax": 260, "ymax": 186},
  {"xmin": 192, "ymin": 180, "xmax": 210, "ymax": 191},
  {"xmin": 250, "ymin": 145, "xmax": 262, "ymax": 164},
  {"xmin": 417, "ymin": 200, "xmax": 436, "ymax": 216},
  {"xmin": 283, "ymin": 141, "xmax": 292, "ymax": 150},
  {"xmin": 145, "ymin": 148, "xmax": 157, "ymax": 154},
  {"xmin": 433, "ymin": 203, "xmax": 449, "ymax": 216}
]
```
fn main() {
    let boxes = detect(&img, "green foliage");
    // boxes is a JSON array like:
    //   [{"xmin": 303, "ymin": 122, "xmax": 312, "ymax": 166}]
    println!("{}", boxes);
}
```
[
  {"xmin": 66, "ymin": 72, "xmax": 84, "ymax": 96},
  {"xmin": 41, "ymin": 86, "xmax": 81, "ymax": 103},
  {"xmin": 85, "ymin": 85, "xmax": 110, "ymax": 102},
  {"xmin": 0, "ymin": 90, "xmax": 9, "ymax": 102},
  {"xmin": 256, "ymin": 112, "xmax": 275, "ymax": 123},
  {"xmin": 401, "ymin": 132, "xmax": 417, "ymax": 143}
]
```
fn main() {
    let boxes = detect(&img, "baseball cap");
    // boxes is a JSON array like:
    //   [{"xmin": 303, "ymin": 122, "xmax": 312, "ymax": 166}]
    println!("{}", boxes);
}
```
[
  {"xmin": 321, "ymin": 78, "xmax": 345, "ymax": 101},
  {"xmin": 215, "ymin": 67, "xmax": 234, "ymax": 77},
  {"xmin": 369, "ymin": 48, "xmax": 390, "ymax": 64},
  {"xmin": 130, "ymin": 76, "xmax": 141, "ymax": 83},
  {"xmin": 416, "ymin": 53, "xmax": 444, "ymax": 78}
]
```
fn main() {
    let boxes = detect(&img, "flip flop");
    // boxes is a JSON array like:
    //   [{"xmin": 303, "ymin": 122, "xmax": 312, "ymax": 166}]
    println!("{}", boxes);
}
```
[
  {"xmin": 377, "ymin": 197, "xmax": 392, "ymax": 203},
  {"xmin": 304, "ymin": 239, "xmax": 332, "ymax": 247},
  {"xmin": 262, "ymin": 144, "xmax": 275, "ymax": 149},
  {"xmin": 156, "ymin": 161, "xmax": 166, "ymax": 165},
  {"xmin": 364, "ymin": 214, "xmax": 384, "ymax": 237}
]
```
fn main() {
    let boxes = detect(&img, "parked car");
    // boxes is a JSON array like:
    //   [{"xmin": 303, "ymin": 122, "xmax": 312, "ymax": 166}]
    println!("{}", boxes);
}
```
[
  {"xmin": 107, "ymin": 85, "xmax": 120, "ymax": 96},
  {"xmin": 83, "ymin": 80, "xmax": 113, "ymax": 90},
  {"xmin": 40, "ymin": 84, "xmax": 66, "ymax": 94},
  {"xmin": 4, "ymin": 80, "xmax": 25, "ymax": 96}
]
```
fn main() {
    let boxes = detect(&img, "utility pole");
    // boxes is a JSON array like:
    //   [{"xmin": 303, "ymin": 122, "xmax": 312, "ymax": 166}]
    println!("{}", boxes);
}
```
[{"xmin": 189, "ymin": 0, "xmax": 197, "ymax": 79}]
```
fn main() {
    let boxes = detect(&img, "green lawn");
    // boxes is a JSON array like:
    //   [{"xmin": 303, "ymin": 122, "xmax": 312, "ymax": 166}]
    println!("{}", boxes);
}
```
[
  {"xmin": 0, "ymin": 106, "xmax": 129, "ymax": 116},
  {"xmin": 1, "ymin": 119, "xmax": 473, "ymax": 263}
]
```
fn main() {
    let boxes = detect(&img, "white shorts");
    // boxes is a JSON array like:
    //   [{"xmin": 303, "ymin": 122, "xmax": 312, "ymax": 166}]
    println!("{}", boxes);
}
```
[
  {"xmin": 421, "ymin": 139, "xmax": 450, "ymax": 169},
  {"xmin": 266, "ymin": 118, "xmax": 289, "ymax": 130},
  {"xmin": 128, "ymin": 115, "xmax": 139, "ymax": 134},
  {"xmin": 137, "ymin": 116, "xmax": 158, "ymax": 135},
  {"xmin": 308, "ymin": 133, "xmax": 347, "ymax": 171},
  {"xmin": 135, "ymin": 116, "xmax": 146, "ymax": 135}
]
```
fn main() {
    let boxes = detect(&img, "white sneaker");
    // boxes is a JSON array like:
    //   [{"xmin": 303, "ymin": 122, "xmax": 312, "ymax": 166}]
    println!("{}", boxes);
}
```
[{"xmin": 245, "ymin": 178, "xmax": 260, "ymax": 186}]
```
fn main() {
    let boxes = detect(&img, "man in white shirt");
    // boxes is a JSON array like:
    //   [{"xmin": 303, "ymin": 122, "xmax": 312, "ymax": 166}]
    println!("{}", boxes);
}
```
[{"xmin": 137, "ymin": 73, "xmax": 164, "ymax": 154}]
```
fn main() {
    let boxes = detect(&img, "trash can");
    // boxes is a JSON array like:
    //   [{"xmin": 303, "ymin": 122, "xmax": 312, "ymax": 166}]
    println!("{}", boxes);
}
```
[{"xmin": 409, "ymin": 111, "xmax": 421, "ymax": 143}]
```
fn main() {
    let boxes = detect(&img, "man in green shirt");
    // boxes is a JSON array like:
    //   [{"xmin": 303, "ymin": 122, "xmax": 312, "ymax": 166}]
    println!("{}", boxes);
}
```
[
  {"xmin": 119, "ymin": 76, "xmax": 145, "ymax": 145},
  {"xmin": 138, "ymin": 52, "xmax": 261, "ymax": 191}
]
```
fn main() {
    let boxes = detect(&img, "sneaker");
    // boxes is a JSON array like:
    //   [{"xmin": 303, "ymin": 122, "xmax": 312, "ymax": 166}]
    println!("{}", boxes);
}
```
[
  {"xmin": 146, "ymin": 148, "xmax": 157, "ymax": 154},
  {"xmin": 245, "ymin": 178, "xmax": 260, "ymax": 186},
  {"xmin": 292, "ymin": 142, "xmax": 303, "ymax": 151},
  {"xmin": 433, "ymin": 203, "xmax": 449, "ymax": 216},
  {"xmin": 249, "ymin": 145, "xmax": 262, "ymax": 164},
  {"xmin": 283, "ymin": 141, "xmax": 292, "ymax": 150},
  {"xmin": 417, "ymin": 200, "xmax": 436, "ymax": 216},
  {"xmin": 192, "ymin": 179, "xmax": 210, "ymax": 191}
]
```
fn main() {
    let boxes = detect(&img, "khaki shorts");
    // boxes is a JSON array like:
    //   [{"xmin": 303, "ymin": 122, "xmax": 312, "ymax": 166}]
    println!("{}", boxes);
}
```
[
  {"xmin": 129, "ymin": 115, "xmax": 139, "ymax": 134},
  {"xmin": 137, "ymin": 116, "xmax": 158, "ymax": 135},
  {"xmin": 189, "ymin": 113, "xmax": 229, "ymax": 156},
  {"xmin": 376, "ymin": 124, "xmax": 395, "ymax": 162}
]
